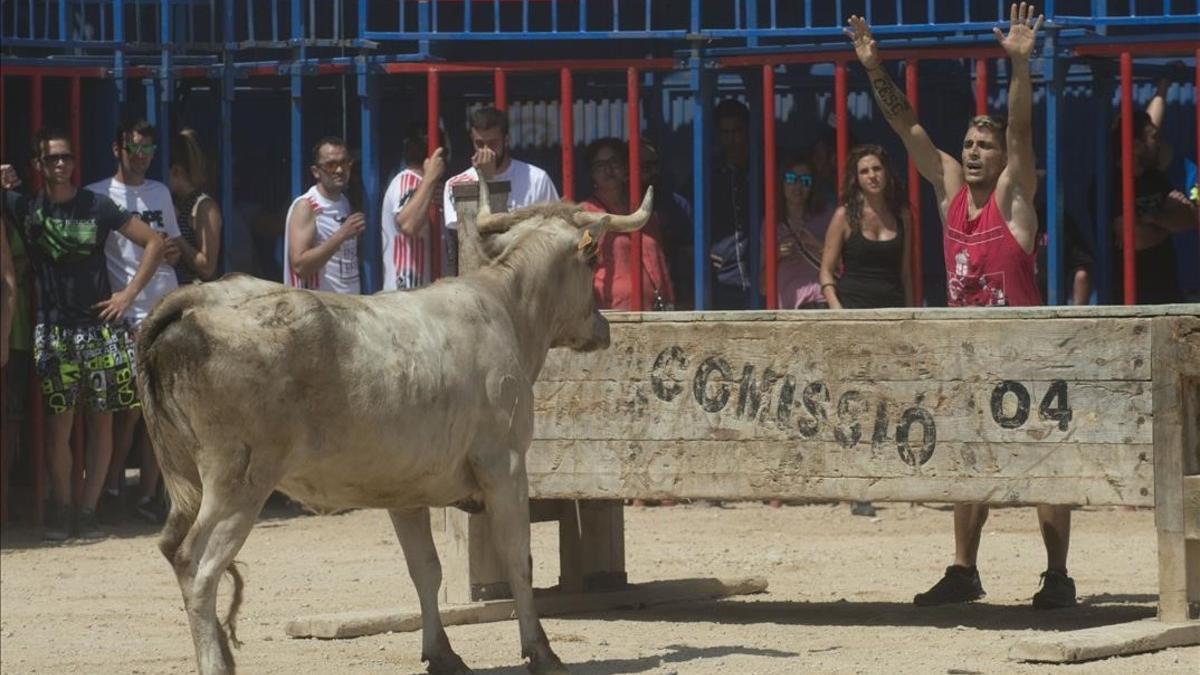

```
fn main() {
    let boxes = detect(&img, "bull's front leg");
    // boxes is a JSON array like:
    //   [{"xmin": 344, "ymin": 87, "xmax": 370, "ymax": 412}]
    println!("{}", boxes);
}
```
[
  {"xmin": 474, "ymin": 451, "xmax": 568, "ymax": 675},
  {"xmin": 388, "ymin": 508, "xmax": 472, "ymax": 675}
]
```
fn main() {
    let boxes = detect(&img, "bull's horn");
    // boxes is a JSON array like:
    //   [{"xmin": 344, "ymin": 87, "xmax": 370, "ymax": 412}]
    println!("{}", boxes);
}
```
[
  {"xmin": 475, "ymin": 176, "xmax": 505, "ymax": 231},
  {"xmin": 572, "ymin": 187, "xmax": 654, "ymax": 232}
]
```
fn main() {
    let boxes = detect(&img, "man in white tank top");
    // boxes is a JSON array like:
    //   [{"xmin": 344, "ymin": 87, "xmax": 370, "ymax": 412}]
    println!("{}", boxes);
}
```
[{"xmin": 284, "ymin": 136, "xmax": 365, "ymax": 294}]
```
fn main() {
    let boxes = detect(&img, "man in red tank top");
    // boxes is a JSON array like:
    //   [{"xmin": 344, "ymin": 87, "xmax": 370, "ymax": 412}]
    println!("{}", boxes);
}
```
[{"xmin": 849, "ymin": 4, "xmax": 1076, "ymax": 609}]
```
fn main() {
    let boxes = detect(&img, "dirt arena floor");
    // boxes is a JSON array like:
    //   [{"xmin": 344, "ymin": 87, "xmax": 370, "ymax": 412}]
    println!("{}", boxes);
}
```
[{"xmin": 2, "ymin": 501, "xmax": 1196, "ymax": 674}]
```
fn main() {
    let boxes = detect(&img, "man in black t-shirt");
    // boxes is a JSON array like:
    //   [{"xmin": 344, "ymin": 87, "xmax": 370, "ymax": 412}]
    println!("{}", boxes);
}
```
[{"xmin": 1, "ymin": 127, "xmax": 164, "ymax": 541}]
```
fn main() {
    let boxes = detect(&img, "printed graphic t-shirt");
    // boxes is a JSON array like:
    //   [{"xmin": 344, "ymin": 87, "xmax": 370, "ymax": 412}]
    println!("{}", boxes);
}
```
[{"xmin": 3, "ymin": 189, "xmax": 131, "ymax": 327}]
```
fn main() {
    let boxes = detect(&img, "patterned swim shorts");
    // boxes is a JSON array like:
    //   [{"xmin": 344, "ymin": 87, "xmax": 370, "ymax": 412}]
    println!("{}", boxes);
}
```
[{"xmin": 33, "ymin": 323, "xmax": 139, "ymax": 415}]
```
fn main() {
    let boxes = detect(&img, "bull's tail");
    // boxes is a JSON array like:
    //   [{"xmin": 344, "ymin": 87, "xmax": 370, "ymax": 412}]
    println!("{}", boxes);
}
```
[{"xmin": 137, "ymin": 284, "xmax": 245, "ymax": 654}]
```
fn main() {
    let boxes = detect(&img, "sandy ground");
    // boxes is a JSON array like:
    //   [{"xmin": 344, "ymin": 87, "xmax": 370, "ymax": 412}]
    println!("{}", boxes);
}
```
[{"xmin": 1, "ymin": 501, "xmax": 1196, "ymax": 674}]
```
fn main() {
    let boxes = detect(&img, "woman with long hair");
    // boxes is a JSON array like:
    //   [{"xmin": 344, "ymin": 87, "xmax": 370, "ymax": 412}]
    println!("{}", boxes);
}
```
[
  {"xmin": 583, "ymin": 137, "xmax": 675, "ymax": 311},
  {"xmin": 168, "ymin": 128, "xmax": 222, "ymax": 283},
  {"xmin": 764, "ymin": 150, "xmax": 834, "ymax": 308},
  {"xmin": 819, "ymin": 144, "xmax": 912, "ymax": 310}
]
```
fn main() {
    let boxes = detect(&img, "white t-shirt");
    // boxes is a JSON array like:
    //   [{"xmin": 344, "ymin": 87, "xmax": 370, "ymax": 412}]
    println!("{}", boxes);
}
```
[
  {"xmin": 85, "ymin": 177, "xmax": 180, "ymax": 328},
  {"xmin": 381, "ymin": 168, "xmax": 437, "ymax": 290},
  {"xmin": 283, "ymin": 185, "xmax": 360, "ymax": 294},
  {"xmin": 442, "ymin": 158, "xmax": 560, "ymax": 230}
]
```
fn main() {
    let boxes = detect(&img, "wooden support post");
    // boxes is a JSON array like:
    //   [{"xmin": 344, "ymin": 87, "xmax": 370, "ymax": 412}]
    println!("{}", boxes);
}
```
[
  {"xmin": 1152, "ymin": 316, "xmax": 1200, "ymax": 622},
  {"xmin": 558, "ymin": 499, "xmax": 627, "ymax": 593},
  {"xmin": 440, "ymin": 508, "xmax": 511, "ymax": 604}
]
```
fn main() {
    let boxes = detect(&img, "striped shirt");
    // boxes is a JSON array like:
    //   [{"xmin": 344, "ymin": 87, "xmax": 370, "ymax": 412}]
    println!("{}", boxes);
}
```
[
  {"xmin": 283, "ymin": 185, "xmax": 360, "ymax": 294},
  {"xmin": 381, "ymin": 168, "xmax": 437, "ymax": 290}
]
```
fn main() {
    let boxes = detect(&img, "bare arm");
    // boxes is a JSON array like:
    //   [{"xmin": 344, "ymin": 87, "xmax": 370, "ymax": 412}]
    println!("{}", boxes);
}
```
[
  {"xmin": 394, "ymin": 148, "xmax": 446, "ymax": 237},
  {"xmin": 0, "ymin": 219, "xmax": 15, "ymax": 367},
  {"xmin": 175, "ymin": 198, "xmax": 223, "ymax": 280},
  {"xmin": 993, "ymin": 3, "xmax": 1043, "ymax": 253},
  {"xmin": 288, "ymin": 199, "xmax": 365, "ymax": 279},
  {"xmin": 819, "ymin": 208, "xmax": 849, "ymax": 309},
  {"xmin": 1147, "ymin": 78, "xmax": 1174, "ymax": 171},
  {"xmin": 847, "ymin": 15, "xmax": 962, "ymax": 207},
  {"xmin": 96, "ymin": 216, "xmax": 165, "ymax": 323}
]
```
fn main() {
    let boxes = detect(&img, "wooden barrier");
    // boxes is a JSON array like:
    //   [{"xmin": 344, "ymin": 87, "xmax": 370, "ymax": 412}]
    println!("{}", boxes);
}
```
[{"xmin": 294, "ymin": 194, "xmax": 1199, "ymax": 661}]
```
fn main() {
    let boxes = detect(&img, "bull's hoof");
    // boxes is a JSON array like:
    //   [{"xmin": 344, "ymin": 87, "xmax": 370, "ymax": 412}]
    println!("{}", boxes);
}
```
[
  {"xmin": 423, "ymin": 651, "xmax": 473, "ymax": 675},
  {"xmin": 526, "ymin": 651, "xmax": 569, "ymax": 675},
  {"xmin": 452, "ymin": 498, "xmax": 485, "ymax": 514}
]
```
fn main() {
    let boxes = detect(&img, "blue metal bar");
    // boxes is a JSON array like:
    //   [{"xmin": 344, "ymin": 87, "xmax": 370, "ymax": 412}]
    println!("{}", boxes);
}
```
[
  {"xmin": 465, "ymin": 0, "xmax": 471, "ymax": 31},
  {"xmin": 733, "ymin": 0, "xmax": 740, "ymax": 30},
  {"xmin": 1045, "ymin": 43, "xmax": 1063, "ymax": 305},
  {"xmin": 689, "ymin": 0, "xmax": 698, "ymax": 33},
  {"xmin": 272, "ymin": 0, "xmax": 280, "ymax": 42},
  {"xmin": 358, "ymin": 58, "xmax": 381, "ymax": 294},
  {"xmin": 114, "ymin": 0, "xmax": 125, "ymax": 101},
  {"xmin": 432, "ymin": 0, "xmax": 439, "ymax": 33},
  {"xmin": 335, "ymin": 0, "xmax": 342, "ymax": 41},
  {"xmin": 552, "ymin": 0, "xmax": 558, "ymax": 32},
  {"xmin": 210, "ymin": 0, "xmax": 216, "ymax": 44},
  {"xmin": 964, "ymin": 0, "xmax": 970, "ymax": 23},
  {"xmin": 612, "ymin": 0, "xmax": 617, "ymax": 31},
  {"xmin": 580, "ymin": 0, "xmax": 586, "ymax": 32},
  {"xmin": 246, "ymin": 0, "xmax": 255, "ymax": 43},
  {"xmin": 43, "ymin": 0, "xmax": 49, "ymax": 39},
  {"xmin": 745, "ymin": 0, "xmax": 756, "ymax": 47},
  {"xmin": 770, "ymin": 0, "xmax": 777, "ymax": 30},
  {"xmin": 1054, "ymin": 15, "xmax": 1200, "ymax": 26},
  {"xmin": 291, "ymin": 0, "xmax": 304, "ymax": 201},
  {"xmin": 927, "ymin": 0, "xmax": 934, "ymax": 24},
  {"xmin": 495, "ymin": 0, "xmax": 501, "ymax": 33},
  {"xmin": 689, "ymin": 51, "xmax": 710, "ymax": 310},
  {"xmin": 804, "ymin": 0, "xmax": 811, "ymax": 28},
  {"xmin": 896, "ymin": 0, "xmax": 903, "ymax": 25},
  {"xmin": 358, "ymin": 0, "xmax": 367, "ymax": 40},
  {"xmin": 523, "ymin": 0, "xmax": 529, "ymax": 33},
  {"xmin": 221, "ymin": 0, "xmax": 236, "ymax": 275},
  {"xmin": 158, "ymin": 0, "xmax": 172, "ymax": 179},
  {"xmin": 58, "ymin": 0, "xmax": 66, "ymax": 40},
  {"xmin": 644, "ymin": 0, "xmax": 650, "ymax": 32}
]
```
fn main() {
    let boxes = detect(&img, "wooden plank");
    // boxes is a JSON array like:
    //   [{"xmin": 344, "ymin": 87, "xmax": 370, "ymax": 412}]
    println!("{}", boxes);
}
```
[
  {"xmin": 558, "ymin": 500, "xmax": 626, "ymax": 593},
  {"xmin": 606, "ymin": 303, "xmax": 1200, "ymax": 323},
  {"xmin": 285, "ymin": 576, "xmax": 769, "ymax": 639},
  {"xmin": 541, "ymin": 318, "xmax": 1154, "ymax": 384},
  {"xmin": 1186, "ymin": 476, "xmax": 1200, "ymax": 542},
  {"xmin": 533, "ymin": 379, "xmax": 1153, "ymax": 445},
  {"xmin": 1153, "ymin": 317, "xmax": 1191, "ymax": 622},
  {"xmin": 441, "ymin": 509, "xmax": 510, "ymax": 604},
  {"xmin": 526, "ymin": 440, "xmax": 1153, "ymax": 506},
  {"xmin": 1008, "ymin": 619, "xmax": 1200, "ymax": 663}
]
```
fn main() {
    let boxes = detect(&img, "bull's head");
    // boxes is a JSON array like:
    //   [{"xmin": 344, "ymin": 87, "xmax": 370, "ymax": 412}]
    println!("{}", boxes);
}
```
[{"xmin": 472, "ymin": 179, "xmax": 654, "ymax": 353}]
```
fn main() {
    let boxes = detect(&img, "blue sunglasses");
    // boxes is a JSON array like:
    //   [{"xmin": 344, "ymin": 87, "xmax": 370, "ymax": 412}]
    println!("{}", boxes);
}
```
[{"xmin": 783, "ymin": 171, "xmax": 814, "ymax": 187}]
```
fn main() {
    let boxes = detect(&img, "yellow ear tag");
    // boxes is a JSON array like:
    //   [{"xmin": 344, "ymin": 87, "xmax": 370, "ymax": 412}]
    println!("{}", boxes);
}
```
[{"xmin": 577, "ymin": 229, "xmax": 594, "ymax": 252}]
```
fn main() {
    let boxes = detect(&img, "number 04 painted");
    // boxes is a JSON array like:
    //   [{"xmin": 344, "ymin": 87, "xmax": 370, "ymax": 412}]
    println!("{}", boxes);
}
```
[{"xmin": 989, "ymin": 380, "xmax": 1073, "ymax": 431}]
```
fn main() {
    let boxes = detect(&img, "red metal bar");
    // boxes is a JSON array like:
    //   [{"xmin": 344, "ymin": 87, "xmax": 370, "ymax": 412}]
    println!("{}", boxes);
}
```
[
  {"xmin": 493, "ymin": 69, "xmax": 507, "ymax": 111},
  {"xmin": 1119, "ymin": 52, "xmax": 1135, "ymax": 305},
  {"xmin": 1072, "ymin": 40, "xmax": 1200, "ymax": 57},
  {"xmin": 382, "ymin": 57, "xmax": 678, "ymax": 75},
  {"xmin": 427, "ymin": 70, "xmax": 442, "ymax": 280},
  {"xmin": 762, "ymin": 64, "xmax": 778, "ymax": 310},
  {"xmin": 834, "ymin": 60, "xmax": 848, "ymax": 200},
  {"xmin": 717, "ymin": 46, "xmax": 1006, "ymax": 68},
  {"xmin": 70, "ymin": 76, "xmax": 82, "ymax": 186},
  {"xmin": 906, "ymin": 61, "xmax": 924, "ymax": 307},
  {"xmin": 626, "ymin": 67, "xmax": 643, "ymax": 311},
  {"xmin": 1, "ymin": 75, "xmax": 6, "ymax": 161},
  {"xmin": 974, "ymin": 59, "xmax": 988, "ymax": 116},
  {"xmin": 30, "ymin": 75, "xmax": 44, "ymax": 192},
  {"xmin": 560, "ymin": 68, "xmax": 574, "ymax": 202},
  {"xmin": 0, "ymin": 66, "xmax": 108, "ymax": 77}
]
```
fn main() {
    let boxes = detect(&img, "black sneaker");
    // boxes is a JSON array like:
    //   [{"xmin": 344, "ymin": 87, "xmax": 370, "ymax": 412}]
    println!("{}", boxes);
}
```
[
  {"xmin": 1032, "ymin": 569, "xmax": 1077, "ymax": 610},
  {"xmin": 76, "ymin": 507, "xmax": 107, "ymax": 540},
  {"xmin": 43, "ymin": 504, "xmax": 72, "ymax": 542},
  {"xmin": 133, "ymin": 496, "xmax": 166, "ymax": 525},
  {"xmin": 913, "ymin": 565, "xmax": 986, "ymax": 606}
]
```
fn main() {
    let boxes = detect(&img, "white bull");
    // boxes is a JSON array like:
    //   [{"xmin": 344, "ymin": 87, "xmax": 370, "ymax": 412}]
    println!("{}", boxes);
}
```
[{"xmin": 136, "ymin": 180, "xmax": 653, "ymax": 674}]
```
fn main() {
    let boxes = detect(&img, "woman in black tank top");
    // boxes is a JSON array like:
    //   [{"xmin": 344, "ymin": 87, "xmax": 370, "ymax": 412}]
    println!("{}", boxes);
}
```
[
  {"xmin": 819, "ymin": 144, "xmax": 912, "ymax": 310},
  {"xmin": 168, "ymin": 129, "xmax": 222, "ymax": 284}
]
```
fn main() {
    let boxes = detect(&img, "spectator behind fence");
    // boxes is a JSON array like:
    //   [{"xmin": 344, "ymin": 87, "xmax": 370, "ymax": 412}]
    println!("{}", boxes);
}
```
[
  {"xmin": 284, "ymin": 136, "xmax": 365, "ymax": 293},
  {"xmin": 819, "ymin": 144, "xmax": 912, "ymax": 311},
  {"xmin": 850, "ymin": 7, "xmax": 1080, "ymax": 609},
  {"xmin": 443, "ymin": 106, "xmax": 559, "ymax": 275},
  {"xmin": 170, "ymin": 128, "xmax": 223, "ymax": 284},
  {"xmin": 710, "ymin": 99, "xmax": 753, "ymax": 309},
  {"xmin": 87, "ymin": 119, "xmax": 182, "ymax": 526},
  {"xmin": 640, "ymin": 138, "xmax": 695, "ymax": 310},
  {"xmin": 765, "ymin": 150, "xmax": 834, "ymax": 309},
  {"xmin": 2, "ymin": 128, "xmax": 164, "ymax": 541},
  {"xmin": 381, "ymin": 124, "xmax": 446, "ymax": 290},
  {"xmin": 583, "ymin": 138, "xmax": 675, "ymax": 311},
  {"xmin": 1035, "ymin": 173, "xmax": 1094, "ymax": 306},
  {"xmin": 1101, "ymin": 77, "xmax": 1197, "ymax": 304}
]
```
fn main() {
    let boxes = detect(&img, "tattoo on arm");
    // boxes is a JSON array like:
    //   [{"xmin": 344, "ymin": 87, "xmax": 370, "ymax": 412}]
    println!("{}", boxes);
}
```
[{"xmin": 871, "ymin": 73, "xmax": 911, "ymax": 120}]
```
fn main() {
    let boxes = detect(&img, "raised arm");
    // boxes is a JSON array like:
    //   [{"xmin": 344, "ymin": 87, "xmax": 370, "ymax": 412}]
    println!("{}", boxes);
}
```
[
  {"xmin": 993, "ymin": 3, "xmax": 1044, "ymax": 250},
  {"xmin": 846, "ymin": 15, "xmax": 962, "ymax": 206},
  {"xmin": 1146, "ymin": 77, "xmax": 1175, "ymax": 171},
  {"xmin": 394, "ymin": 148, "xmax": 446, "ymax": 237}
]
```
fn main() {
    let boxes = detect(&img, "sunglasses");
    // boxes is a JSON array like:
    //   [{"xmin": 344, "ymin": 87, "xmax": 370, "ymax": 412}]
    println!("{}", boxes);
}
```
[
  {"xmin": 41, "ymin": 153, "xmax": 75, "ymax": 165},
  {"xmin": 783, "ymin": 171, "xmax": 814, "ymax": 187},
  {"xmin": 124, "ymin": 142, "xmax": 157, "ymax": 157},
  {"xmin": 317, "ymin": 159, "xmax": 354, "ymax": 172}
]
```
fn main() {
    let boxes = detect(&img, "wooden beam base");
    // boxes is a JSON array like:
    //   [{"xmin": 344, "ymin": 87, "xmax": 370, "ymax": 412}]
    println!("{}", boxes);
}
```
[
  {"xmin": 1008, "ymin": 619, "xmax": 1200, "ymax": 663},
  {"xmin": 285, "ymin": 576, "xmax": 768, "ymax": 640}
]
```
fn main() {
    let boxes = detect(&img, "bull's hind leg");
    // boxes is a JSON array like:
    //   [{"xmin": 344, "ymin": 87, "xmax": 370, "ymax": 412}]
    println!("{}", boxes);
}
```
[
  {"xmin": 388, "ymin": 508, "xmax": 471, "ymax": 675},
  {"xmin": 175, "ymin": 488, "xmax": 271, "ymax": 675},
  {"xmin": 474, "ymin": 457, "xmax": 567, "ymax": 675}
]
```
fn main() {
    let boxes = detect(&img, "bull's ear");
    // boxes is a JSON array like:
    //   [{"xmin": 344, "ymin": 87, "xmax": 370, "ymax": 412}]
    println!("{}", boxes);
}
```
[{"xmin": 578, "ymin": 221, "xmax": 606, "ymax": 261}]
